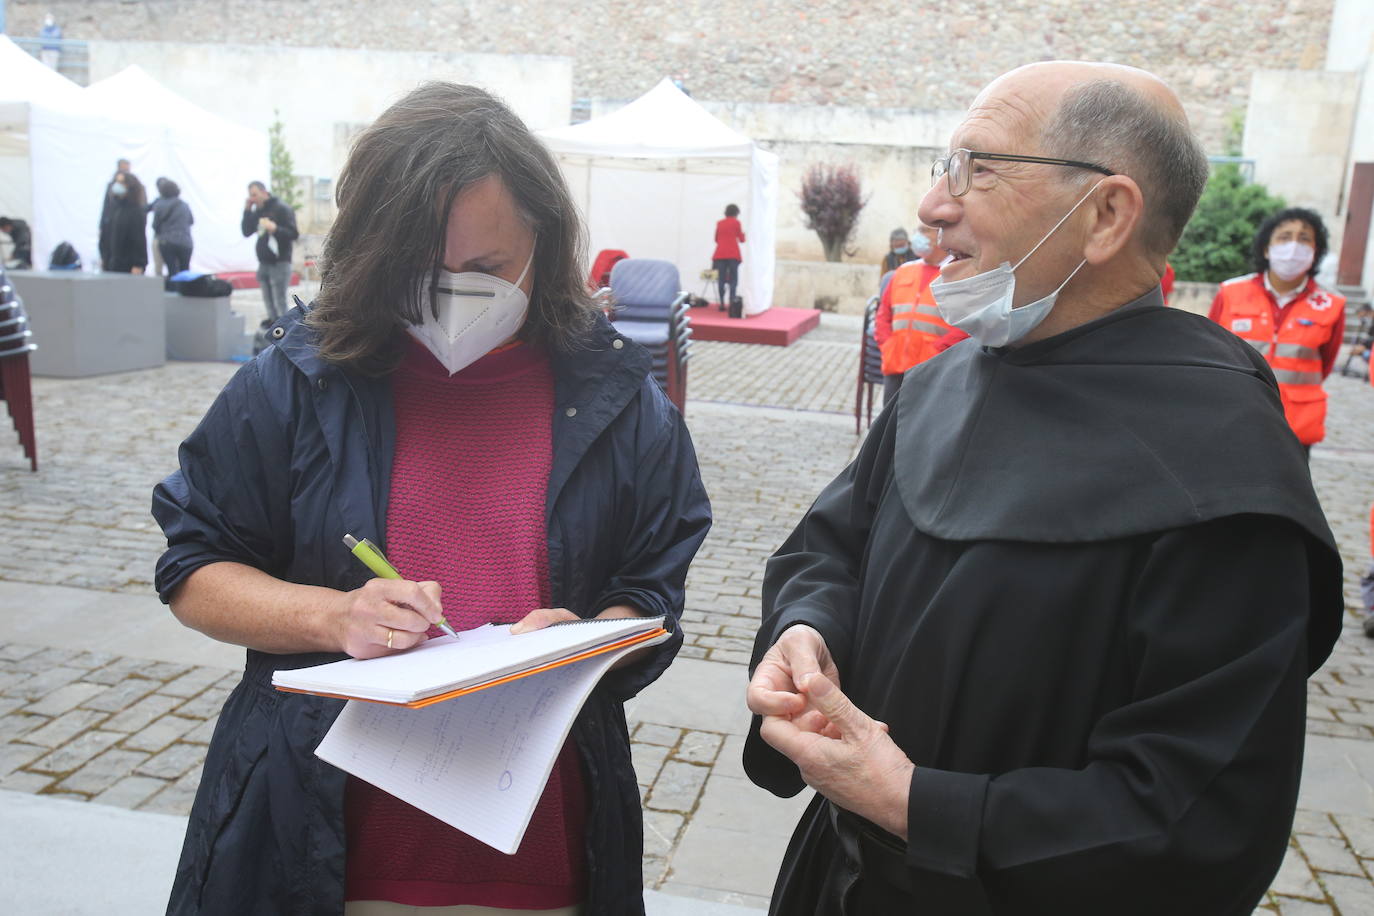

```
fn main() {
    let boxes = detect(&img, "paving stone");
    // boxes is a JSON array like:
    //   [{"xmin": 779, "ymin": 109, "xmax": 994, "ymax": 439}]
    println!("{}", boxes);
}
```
[
  {"xmin": 1335, "ymin": 813, "xmax": 1374, "ymax": 858},
  {"xmin": 642, "ymin": 809, "xmax": 685, "ymax": 859},
  {"xmin": 634, "ymin": 723, "xmax": 681, "ymax": 747},
  {"xmin": 84, "ymin": 657, "xmax": 152, "ymax": 686},
  {"xmin": 138, "ymin": 769, "xmax": 201, "ymax": 816},
  {"xmin": 67, "ymin": 650, "xmax": 118, "ymax": 670},
  {"xmin": 15, "ymin": 708, "xmax": 109, "ymax": 748},
  {"xmin": 1298, "ymin": 833, "xmax": 1365, "ymax": 876},
  {"xmin": 92, "ymin": 774, "xmax": 168, "ymax": 809},
  {"xmin": 1323, "ymin": 872, "xmax": 1374, "ymax": 913},
  {"xmin": 122, "ymin": 715, "xmax": 200, "ymax": 753},
  {"xmin": 0, "ymin": 643, "xmax": 41, "ymax": 662},
  {"xmin": 0, "ymin": 769, "xmax": 54, "ymax": 793},
  {"xmin": 0, "ymin": 740, "xmax": 48, "ymax": 777},
  {"xmin": 134, "ymin": 742, "xmax": 207, "ymax": 780},
  {"xmin": 21, "ymin": 681, "xmax": 108, "ymax": 717},
  {"xmin": 1272, "ymin": 896, "xmax": 1334, "ymax": 914},
  {"xmin": 645, "ymin": 759, "xmax": 710, "ymax": 814},
  {"xmin": 632, "ymin": 741, "xmax": 670, "ymax": 787},
  {"xmin": 29, "ymin": 730, "xmax": 124, "ymax": 775},
  {"xmin": 134, "ymin": 661, "xmax": 192, "ymax": 683},
  {"xmin": 1292, "ymin": 810, "xmax": 1341, "ymax": 838},
  {"xmin": 80, "ymin": 677, "xmax": 160, "ymax": 712},
  {"xmin": 102, "ymin": 694, "xmax": 179, "ymax": 733},
  {"xmin": 674, "ymin": 730, "xmax": 724, "ymax": 765},
  {"xmin": 3, "ymin": 665, "xmax": 86, "ymax": 701},
  {"xmin": 173, "ymin": 686, "xmax": 232, "ymax": 720},
  {"xmin": 181, "ymin": 717, "xmax": 219, "ymax": 745},
  {"xmin": 56, "ymin": 748, "xmax": 151, "ymax": 795},
  {"xmin": 1270, "ymin": 845, "xmax": 1324, "ymax": 900},
  {"xmin": 161, "ymin": 666, "xmax": 228, "ymax": 699}
]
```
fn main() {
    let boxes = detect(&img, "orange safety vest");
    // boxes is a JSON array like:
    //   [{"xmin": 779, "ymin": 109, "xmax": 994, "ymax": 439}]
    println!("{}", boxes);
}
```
[
  {"xmin": 1212, "ymin": 274, "xmax": 1344, "ymax": 445},
  {"xmin": 881, "ymin": 261, "xmax": 950, "ymax": 375}
]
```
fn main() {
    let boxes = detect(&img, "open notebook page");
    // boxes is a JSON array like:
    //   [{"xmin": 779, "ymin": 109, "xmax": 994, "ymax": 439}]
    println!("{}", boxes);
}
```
[
  {"xmin": 314, "ymin": 632, "xmax": 666, "ymax": 854},
  {"xmin": 273, "ymin": 615, "xmax": 665, "ymax": 703}
]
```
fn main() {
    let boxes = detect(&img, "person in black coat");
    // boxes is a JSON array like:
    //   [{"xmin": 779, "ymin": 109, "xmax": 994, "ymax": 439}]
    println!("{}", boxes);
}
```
[
  {"xmin": 0, "ymin": 217, "xmax": 31, "ymax": 269},
  {"xmin": 99, "ymin": 171, "xmax": 148, "ymax": 274}
]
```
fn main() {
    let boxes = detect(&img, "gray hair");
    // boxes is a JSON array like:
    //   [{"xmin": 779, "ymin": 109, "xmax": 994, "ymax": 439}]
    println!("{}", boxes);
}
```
[{"xmin": 1040, "ymin": 79, "xmax": 1208, "ymax": 256}]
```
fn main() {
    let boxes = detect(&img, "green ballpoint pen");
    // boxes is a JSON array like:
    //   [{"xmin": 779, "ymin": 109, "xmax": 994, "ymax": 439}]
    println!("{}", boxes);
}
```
[{"xmin": 342, "ymin": 533, "xmax": 460, "ymax": 639}]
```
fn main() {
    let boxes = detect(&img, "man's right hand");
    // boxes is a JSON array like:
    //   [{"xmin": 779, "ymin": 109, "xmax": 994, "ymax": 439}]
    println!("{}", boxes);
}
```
[
  {"xmin": 746, "ymin": 624, "xmax": 841, "ymax": 730},
  {"xmin": 336, "ymin": 578, "xmax": 445, "ymax": 659}
]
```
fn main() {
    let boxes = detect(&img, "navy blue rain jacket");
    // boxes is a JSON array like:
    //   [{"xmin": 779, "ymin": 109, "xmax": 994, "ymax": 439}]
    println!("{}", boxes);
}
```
[{"xmin": 151, "ymin": 305, "xmax": 711, "ymax": 915}]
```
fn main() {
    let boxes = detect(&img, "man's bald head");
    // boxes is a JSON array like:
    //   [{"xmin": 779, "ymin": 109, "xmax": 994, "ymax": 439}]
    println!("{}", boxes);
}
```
[{"xmin": 974, "ymin": 62, "xmax": 1208, "ymax": 257}]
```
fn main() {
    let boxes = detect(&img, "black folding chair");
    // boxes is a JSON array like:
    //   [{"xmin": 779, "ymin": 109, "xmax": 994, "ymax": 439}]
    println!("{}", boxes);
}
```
[{"xmin": 856, "ymin": 297, "xmax": 883, "ymax": 434}]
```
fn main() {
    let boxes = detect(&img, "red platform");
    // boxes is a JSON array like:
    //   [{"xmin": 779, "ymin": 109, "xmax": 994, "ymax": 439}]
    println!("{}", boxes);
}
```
[
  {"xmin": 686, "ymin": 306, "xmax": 820, "ymax": 346},
  {"xmin": 218, "ymin": 270, "xmax": 303, "ymax": 290}
]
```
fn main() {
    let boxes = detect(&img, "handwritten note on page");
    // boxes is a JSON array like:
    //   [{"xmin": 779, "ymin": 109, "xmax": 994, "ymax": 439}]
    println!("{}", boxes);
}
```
[{"xmin": 314, "ymin": 632, "xmax": 666, "ymax": 854}]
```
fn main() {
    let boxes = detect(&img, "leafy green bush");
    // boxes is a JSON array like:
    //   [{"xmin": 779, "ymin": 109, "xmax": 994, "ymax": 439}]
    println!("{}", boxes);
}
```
[
  {"xmin": 269, "ymin": 109, "xmax": 304, "ymax": 212},
  {"xmin": 1172, "ymin": 164, "xmax": 1286, "ymax": 283}
]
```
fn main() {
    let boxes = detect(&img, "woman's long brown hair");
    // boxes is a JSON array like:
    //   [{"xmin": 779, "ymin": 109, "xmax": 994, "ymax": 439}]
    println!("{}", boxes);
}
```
[{"xmin": 308, "ymin": 82, "xmax": 597, "ymax": 374}]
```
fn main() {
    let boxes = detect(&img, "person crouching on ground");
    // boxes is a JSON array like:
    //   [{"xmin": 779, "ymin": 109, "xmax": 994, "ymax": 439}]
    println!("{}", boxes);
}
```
[{"xmin": 152, "ymin": 81, "xmax": 712, "ymax": 916}]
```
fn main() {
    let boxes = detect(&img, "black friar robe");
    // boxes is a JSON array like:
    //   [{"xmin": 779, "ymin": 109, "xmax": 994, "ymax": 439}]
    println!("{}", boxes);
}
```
[{"xmin": 744, "ymin": 288, "xmax": 1343, "ymax": 916}]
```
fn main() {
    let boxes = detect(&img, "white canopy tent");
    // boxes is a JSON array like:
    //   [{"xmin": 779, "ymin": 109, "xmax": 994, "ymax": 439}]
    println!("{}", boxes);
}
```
[
  {"xmin": 0, "ymin": 47, "xmax": 268, "ymax": 274},
  {"xmin": 540, "ymin": 79, "xmax": 778, "ymax": 316},
  {"xmin": 0, "ymin": 35, "xmax": 85, "ymax": 229}
]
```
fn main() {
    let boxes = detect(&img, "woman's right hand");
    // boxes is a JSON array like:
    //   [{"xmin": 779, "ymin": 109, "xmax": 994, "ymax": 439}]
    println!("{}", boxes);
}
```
[{"xmin": 336, "ymin": 578, "xmax": 445, "ymax": 659}]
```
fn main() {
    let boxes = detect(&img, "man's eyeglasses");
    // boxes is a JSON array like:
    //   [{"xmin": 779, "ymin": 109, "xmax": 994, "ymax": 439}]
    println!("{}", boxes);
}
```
[{"xmin": 930, "ymin": 148, "xmax": 1115, "ymax": 198}]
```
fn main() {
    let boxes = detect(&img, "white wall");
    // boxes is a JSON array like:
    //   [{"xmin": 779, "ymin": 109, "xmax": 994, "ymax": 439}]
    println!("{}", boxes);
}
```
[
  {"xmin": 87, "ymin": 41, "xmax": 573, "ymax": 182},
  {"xmin": 1244, "ymin": 69, "xmax": 1359, "ymax": 220}
]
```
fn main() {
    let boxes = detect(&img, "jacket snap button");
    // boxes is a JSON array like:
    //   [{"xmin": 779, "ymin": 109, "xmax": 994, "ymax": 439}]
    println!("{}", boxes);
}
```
[
  {"xmin": 317, "ymin": 378, "xmax": 328, "ymax": 391},
  {"xmin": 565, "ymin": 407, "xmax": 577, "ymax": 418},
  {"xmin": 612, "ymin": 338, "xmax": 624, "ymax": 350},
  {"xmin": 270, "ymin": 326, "xmax": 285, "ymax": 339}
]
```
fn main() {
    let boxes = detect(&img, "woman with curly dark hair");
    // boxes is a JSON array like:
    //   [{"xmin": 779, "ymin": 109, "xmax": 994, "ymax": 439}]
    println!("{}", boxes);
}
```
[
  {"xmin": 152, "ymin": 81, "xmax": 711, "ymax": 916},
  {"xmin": 98, "ymin": 170, "xmax": 147, "ymax": 273},
  {"xmin": 1210, "ymin": 206, "xmax": 1344, "ymax": 455}
]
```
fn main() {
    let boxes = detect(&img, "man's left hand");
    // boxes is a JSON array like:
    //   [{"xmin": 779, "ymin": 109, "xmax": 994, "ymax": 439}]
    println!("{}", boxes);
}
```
[
  {"xmin": 760, "ymin": 672, "xmax": 915, "ymax": 840},
  {"xmin": 260, "ymin": 218, "xmax": 277, "ymax": 234}
]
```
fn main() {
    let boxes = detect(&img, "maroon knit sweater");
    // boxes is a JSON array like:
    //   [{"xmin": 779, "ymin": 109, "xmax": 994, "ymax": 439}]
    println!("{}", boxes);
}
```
[{"xmin": 344, "ymin": 336, "xmax": 587, "ymax": 908}]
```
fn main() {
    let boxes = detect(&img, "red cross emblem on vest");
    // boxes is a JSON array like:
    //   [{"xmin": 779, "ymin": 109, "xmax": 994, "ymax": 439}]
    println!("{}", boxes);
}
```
[{"xmin": 1309, "ymin": 291, "xmax": 1333, "ymax": 311}]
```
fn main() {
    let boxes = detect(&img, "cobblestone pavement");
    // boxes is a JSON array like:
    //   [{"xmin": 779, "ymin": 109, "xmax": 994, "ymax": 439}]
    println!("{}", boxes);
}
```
[{"xmin": 4, "ymin": 311, "xmax": 1374, "ymax": 910}]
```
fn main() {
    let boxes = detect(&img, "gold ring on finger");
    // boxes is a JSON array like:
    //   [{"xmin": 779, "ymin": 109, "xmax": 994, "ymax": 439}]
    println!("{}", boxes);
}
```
[{"xmin": 386, "ymin": 628, "xmax": 394, "ymax": 649}]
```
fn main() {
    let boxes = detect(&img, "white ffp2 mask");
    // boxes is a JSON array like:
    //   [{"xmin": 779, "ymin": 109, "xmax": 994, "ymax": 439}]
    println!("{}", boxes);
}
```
[
  {"xmin": 930, "ymin": 181, "xmax": 1102, "ymax": 348},
  {"xmin": 407, "ymin": 250, "xmax": 534, "ymax": 375}
]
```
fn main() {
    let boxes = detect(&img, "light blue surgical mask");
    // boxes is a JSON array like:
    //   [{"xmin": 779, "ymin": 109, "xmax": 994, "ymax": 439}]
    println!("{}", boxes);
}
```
[
  {"xmin": 111, "ymin": 183, "xmax": 128, "ymax": 197},
  {"xmin": 930, "ymin": 180, "xmax": 1103, "ymax": 348},
  {"xmin": 911, "ymin": 233, "xmax": 932, "ymax": 256}
]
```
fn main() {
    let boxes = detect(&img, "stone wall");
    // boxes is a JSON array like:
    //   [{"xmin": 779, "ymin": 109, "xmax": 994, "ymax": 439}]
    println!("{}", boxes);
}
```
[{"xmin": 10, "ymin": 0, "xmax": 1334, "ymax": 150}]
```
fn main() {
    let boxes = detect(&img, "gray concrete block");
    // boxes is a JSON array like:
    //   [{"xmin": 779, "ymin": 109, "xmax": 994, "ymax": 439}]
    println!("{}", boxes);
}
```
[
  {"xmin": 163, "ymin": 294, "xmax": 249, "ymax": 362},
  {"xmin": 57, "ymin": 748, "xmax": 151, "ymax": 795},
  {"xmin": 10, "ymin": 271, "xmax": 166, "ymax": 377}
]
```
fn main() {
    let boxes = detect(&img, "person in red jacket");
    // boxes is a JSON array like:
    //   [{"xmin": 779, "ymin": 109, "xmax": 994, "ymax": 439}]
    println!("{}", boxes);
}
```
[
  {"xmin": 1209, "ymin": 207, "xmax": 1343, "ymax": 457},
  {"xmin": 712, "ymin": 203, "xmax": 746, "ymax": 311},
  {"xmin": 873, "ymin": 223, "xmax": 948, "ymax": 401}
]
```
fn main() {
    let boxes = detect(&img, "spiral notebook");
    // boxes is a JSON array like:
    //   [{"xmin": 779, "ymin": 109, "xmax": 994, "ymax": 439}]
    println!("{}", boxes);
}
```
[
  {"xmin": 272, "ymin": 615, "xmax": 668, "ymax": 707},
  {"xmin": 287, "ymin": 616, "xmax": 670, "ymax": 854}
]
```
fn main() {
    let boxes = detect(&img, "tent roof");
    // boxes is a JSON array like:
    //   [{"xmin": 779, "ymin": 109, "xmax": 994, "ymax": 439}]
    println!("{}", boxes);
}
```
[
  {"xmin": 82, "ymin": 65, "xmax": 257, "ymax": 137},
  {"xmin": 0, "ymin": 35, "xmax": 84, "ymax": 105},
  {"xmin": 540, "ymin": 78, "xmax": 754, "ymax": 159}
]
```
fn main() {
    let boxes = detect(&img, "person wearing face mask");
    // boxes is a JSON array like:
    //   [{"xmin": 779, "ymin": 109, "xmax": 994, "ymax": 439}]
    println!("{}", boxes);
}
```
[
  {"xmin": 98, "ymin": 171, "xmax": 148, "ymax": 274},
  {"xmin": 880, "ymin": 227, "xmax": 920, "ymax": 274},
  {"xmin": 1210, "ymin": 208, "xmax": 1343, "ymax": 457},
  {"xmin": 745, "ymin": 62, "xmax": 1340, "ymax": 916},
  {"xmin": 873, "ymin": 223, "xmax": 949, "ymax": 401},
  {"xmin": 151, "ymin": 82, "xmax": 711, "ymax": 916}
]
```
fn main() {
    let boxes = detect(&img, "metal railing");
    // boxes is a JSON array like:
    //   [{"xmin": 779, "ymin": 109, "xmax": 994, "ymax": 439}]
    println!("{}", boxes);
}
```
[{"xmin": 8, "ymin": 36, "xmax": 90, "ymax": 85}]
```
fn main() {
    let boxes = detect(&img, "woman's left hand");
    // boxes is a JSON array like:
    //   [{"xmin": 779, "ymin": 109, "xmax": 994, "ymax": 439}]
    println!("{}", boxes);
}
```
[
  {"xmin": 130, "ymin": 266, "xmax": 144, "ymax": 275},
  {"xmin": 509, "ymin": 605, "xmax": 654, "ymax": 670}
]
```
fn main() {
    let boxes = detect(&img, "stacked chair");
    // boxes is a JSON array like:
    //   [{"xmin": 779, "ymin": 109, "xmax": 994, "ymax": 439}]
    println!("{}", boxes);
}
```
[
  {"xmin": 855, "ymin": 296, "xmax": 884, "ymax": 434},
  {"xmin": 607, "ymin": 259, "xmax": 693, "ymax": 413},
  {"xmin": 0, "ymin": 270, "xmax": 38, "ymax": 470}
]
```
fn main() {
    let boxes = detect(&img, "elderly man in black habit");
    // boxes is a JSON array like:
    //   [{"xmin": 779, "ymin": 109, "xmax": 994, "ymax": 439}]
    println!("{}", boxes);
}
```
[{"xmin": 744, "ymin": 60, "xmax": 1343, "ymax": 916}]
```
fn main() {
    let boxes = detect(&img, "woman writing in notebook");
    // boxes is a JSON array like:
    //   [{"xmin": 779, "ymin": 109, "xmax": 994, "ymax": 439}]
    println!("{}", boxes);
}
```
[{"xmin": 152, "ymin": 83, "xmax": 711, "ymax": 916}]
